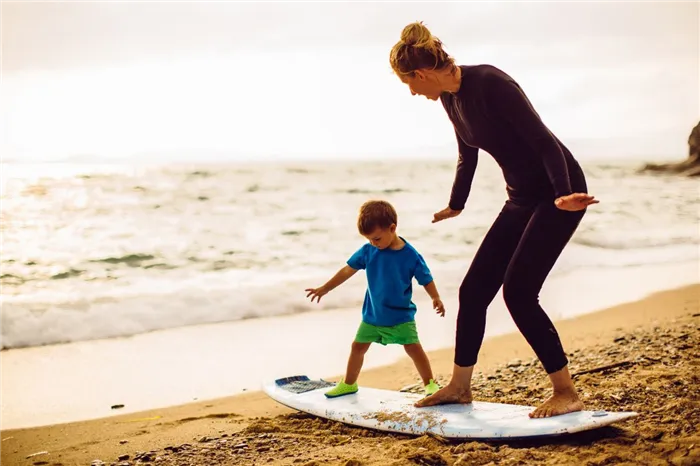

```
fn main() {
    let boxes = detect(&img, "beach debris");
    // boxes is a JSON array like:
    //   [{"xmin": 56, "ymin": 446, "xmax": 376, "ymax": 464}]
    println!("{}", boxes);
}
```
[
  {"xmin": 119, "ymin": 440, "xmax": 128, "ymax": 444},
  {"xmin": 506, "ymin": 359, "xmax": 521, "ymax": 368},
  {"xmin": 117, "ymin": 454, "xmax": 129, "ymax": 461},
  {"xmin": 90, "ymin": 461, "xmax": 105, "ymax": 466},
  {"xmin": 426, "ymin": 431, "xmax": 450, "ymax": 445},
  {"xmin": 400, "ymin": 382, "xmax": 422, "ymax": 392},
  {"xmin": 1, "ymin": 436, "xmax": 13, "ymax": 441},
  {"xmin": 134, "ymin": 451, "xmax": 156, "ymax": 461},
  {"xmin": 124, "ymin": 415, "xmax": 161, "ymax": 422},
  {"xmin": 571, "ymin": 361, "xmax": 634, "ymax": 379},
  {"xmin": 645, "ymin": 430, "xmax": 665, "ymax": 442},
  {"xmin": 26, "ymin": 451, "xmax": 48, "ymax": 459},
  {"xmin": 111, "ymin": 404, "xmax": 125, "ymax": 410},
  {"xmin": 407, "ymin": 451, "xmax": 448, "ymax": 466}
]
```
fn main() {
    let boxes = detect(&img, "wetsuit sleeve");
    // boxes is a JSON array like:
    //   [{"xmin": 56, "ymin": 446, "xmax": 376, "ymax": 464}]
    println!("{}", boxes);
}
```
[
  {"xmin": 486, "ymin": 73, "xmax": 573, "ymax": 198},
  {"xmin": 346, "ymin": 244, "xmax": 368, "ymax": 270},
  {"xmin": 448, "ymin": 129, "xmax": 479, "ymax": 211}
]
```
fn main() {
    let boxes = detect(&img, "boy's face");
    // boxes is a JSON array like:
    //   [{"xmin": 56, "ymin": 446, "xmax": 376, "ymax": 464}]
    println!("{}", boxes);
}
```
[{"xmin": 363, "ymin": 225, "xmax": 397, "ymax": 250}]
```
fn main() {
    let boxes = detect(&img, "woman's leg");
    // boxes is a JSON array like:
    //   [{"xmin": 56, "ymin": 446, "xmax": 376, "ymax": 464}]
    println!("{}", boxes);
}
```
[
  {"xmin": 416, "ymin": 201, "xmax": 535, "ymax": 407},
  {"xmin": 501, "ymin": 201, "xmax": 586, "ymax": 417}
]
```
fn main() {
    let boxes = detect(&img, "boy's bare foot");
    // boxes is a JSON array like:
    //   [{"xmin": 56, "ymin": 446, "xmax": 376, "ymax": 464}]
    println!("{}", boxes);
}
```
[
  {"xmin": 414, "ymin": 384, "xmax": 473, "ymax": 408},
  {"xmin": 529, "ymin": 389, "xmax": 584, "ymax": 418}
]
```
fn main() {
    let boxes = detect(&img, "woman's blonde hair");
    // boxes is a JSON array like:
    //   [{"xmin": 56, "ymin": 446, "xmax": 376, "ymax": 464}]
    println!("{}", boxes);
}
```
[{"xmin": 389, "ymin": 21, "xmax": 455, "ymax": 76}]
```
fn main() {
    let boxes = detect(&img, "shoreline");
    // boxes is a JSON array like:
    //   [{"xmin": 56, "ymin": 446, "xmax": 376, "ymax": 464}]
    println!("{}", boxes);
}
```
[
  {"xmin": 2, "ymin": 261, "xmax": 697, "ymax": 431},
  {"xmin": 1, "ymin": 283, "xmax": 698, "ymax": 465}
]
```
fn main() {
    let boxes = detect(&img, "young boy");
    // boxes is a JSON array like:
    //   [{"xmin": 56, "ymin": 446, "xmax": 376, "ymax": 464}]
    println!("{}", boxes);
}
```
[{"xmin": 305, "ymin": 200, "xmax": 446, "ymax": 398}]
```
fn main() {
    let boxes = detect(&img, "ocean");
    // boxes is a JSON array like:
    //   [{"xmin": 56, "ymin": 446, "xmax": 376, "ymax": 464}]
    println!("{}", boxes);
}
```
[{"xmin": 2, "ymin": 158, "xmax": 698, "ymax": 350}]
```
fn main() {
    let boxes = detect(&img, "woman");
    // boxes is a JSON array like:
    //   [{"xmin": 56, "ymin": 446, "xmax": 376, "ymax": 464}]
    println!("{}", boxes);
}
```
[{"xmin": 389, "ymin": 22, "xmax": 598, "ymax": 418}]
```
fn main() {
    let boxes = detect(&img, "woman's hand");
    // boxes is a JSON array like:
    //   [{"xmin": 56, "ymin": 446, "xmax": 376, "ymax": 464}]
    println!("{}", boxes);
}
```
[
  {"xmin": 554, "ymin": 193, "xmax": 599, "ymax": 211},
  {"xmin": 432, "ymin": 207, "xmax": 462, "ymax": 223}
]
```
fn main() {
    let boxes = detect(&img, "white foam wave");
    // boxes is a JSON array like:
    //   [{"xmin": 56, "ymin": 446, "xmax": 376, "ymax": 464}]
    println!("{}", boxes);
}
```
[{"xmin": 2, "ymin": 244, "xmax": 697, "ymax": 349}]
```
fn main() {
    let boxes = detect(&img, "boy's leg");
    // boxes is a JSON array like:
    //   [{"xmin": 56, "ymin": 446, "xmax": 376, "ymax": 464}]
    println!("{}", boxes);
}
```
[
  {"xmin": 403, "ymin": 343, "xmax": 434, "ymax": 386},
  {"xmin": 344, "ymin": 341, "xmax": 372, "ymax": 385},
  {"xmin": 325, "ymin": 341, "xmax": 371, "ymax": 398},
  {"xmin": 388, "ymin": 322, "xmax": 438, "ymax": 394}
]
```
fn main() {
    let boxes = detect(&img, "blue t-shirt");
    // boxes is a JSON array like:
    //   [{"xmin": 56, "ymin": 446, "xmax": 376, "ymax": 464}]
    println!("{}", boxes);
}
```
[{"xmin": 347, "ymin": 237, "xmax": 434, "ymax": 327}]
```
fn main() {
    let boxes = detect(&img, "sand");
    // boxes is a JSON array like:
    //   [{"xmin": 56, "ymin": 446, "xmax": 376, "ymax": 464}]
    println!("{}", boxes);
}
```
[{"xmin": 1, "ymin": 284, "xmax": 698, "ymax": 466}]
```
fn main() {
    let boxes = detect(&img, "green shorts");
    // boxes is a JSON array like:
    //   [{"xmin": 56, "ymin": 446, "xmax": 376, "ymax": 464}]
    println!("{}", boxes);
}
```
[{"xmin": 354, "ymin": 321, "xmax": 420, "ymax": 346}]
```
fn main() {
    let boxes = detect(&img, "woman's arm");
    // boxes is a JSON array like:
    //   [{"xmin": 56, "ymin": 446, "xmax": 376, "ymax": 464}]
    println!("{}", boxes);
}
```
[{"xmin": 448, "ymin": 129, "xmax": 479, "ymax": 211}]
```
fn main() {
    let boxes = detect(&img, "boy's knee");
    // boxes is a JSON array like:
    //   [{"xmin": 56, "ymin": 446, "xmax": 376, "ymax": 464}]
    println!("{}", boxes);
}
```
[
  {"xmin": 351, "ymin": 341, "xmax": 371, "ymax": 354},
  {"xmin": 403, "ymin": 343, "xmax": 422, "ymax": 354}
]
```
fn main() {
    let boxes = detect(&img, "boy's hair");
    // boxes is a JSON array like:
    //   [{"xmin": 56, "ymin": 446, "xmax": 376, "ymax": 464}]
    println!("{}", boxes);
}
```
[{"xmin": 357, "ymin": 200, "xmax": 398, "ymax": 235}]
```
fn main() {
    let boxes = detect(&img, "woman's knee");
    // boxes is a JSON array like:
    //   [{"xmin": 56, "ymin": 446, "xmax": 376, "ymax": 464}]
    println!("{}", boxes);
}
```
[
  {"xmin": 458, "ymin": 274, "xmax": 490, "ymax": 306},
  {"xmin": 502, "ymin": 279, "xmax": 537, "ymax": 314}
]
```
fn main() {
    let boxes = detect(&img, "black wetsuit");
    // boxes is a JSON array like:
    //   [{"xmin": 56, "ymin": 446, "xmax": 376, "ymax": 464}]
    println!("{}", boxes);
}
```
[{"xmin": 440, "ymin": 65, "xmax": 588, "ymax": 374}]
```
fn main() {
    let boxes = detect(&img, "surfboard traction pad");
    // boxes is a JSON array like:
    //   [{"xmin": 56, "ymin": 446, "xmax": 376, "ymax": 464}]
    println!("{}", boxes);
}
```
[{"xmin": 275, "ymin": 375, "xmax": 335, "ymax": 394}]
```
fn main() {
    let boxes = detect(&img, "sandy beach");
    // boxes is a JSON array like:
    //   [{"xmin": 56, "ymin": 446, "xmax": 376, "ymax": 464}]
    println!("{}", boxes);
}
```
[{"xmin": 2, "ymin": 283, "xmax": 698, "ymax": 465}]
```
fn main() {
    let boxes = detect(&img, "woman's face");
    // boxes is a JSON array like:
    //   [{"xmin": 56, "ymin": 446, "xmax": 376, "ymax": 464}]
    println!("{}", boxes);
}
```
[{"xmin": 399, "ymin": 70, "xmax": 443, "ymax": 101}]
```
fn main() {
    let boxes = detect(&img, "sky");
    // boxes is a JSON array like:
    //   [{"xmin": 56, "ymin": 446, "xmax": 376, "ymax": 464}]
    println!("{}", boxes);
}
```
[{"xmin": 2, "ymin": 1, "xmax": 698, "ymax": 163}]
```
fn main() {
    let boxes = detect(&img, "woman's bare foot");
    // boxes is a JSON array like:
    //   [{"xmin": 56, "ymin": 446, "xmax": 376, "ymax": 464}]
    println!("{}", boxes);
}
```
[
  {"xmin": 529, "ymin": 388, "xmax": 584, "ymax": 418},
  {"xmin": 414, "ymin": 384, "xmax": 473, "ymax": 408}
]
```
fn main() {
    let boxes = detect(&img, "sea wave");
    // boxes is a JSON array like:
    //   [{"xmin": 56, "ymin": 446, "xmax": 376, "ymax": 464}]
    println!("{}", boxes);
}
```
[
  {"xmin": 572, "ymin": 233, "xmax": 698, "ymax": 250},
  {"xmin": 2, "ymin": 160, "xmax": 698, "ymax": 349}
]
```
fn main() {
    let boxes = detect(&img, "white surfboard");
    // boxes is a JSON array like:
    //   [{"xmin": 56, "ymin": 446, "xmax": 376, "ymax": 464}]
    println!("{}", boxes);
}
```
[{"xmin": 263, "ymin": 375, "xmax": 638, "ymax": 439}]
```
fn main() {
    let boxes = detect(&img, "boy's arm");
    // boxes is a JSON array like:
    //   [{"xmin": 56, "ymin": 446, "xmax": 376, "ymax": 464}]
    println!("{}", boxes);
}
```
[
  {"xmin": 413, "ymin": 253, "xmax": 446, "ymax": 316},
  {"xmin": 423, "ymin": 280, "xmax": 440, "ymax": 300},
  {"xmin": 305, "ymin": 265, "xmax": 358, "ymax": 303},
  {"xmin": 422, "ymin": 280, "xmax": 446, "ymax": 317},
  {"xmin": 320, "ymin": 265, "xmax": 358, "ymax": 293}
]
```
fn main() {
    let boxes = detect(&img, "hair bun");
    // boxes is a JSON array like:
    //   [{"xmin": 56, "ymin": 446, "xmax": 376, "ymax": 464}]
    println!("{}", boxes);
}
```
[{"xmin": 400, "ymin": 21, "xmax": 432, "ymax": 47}]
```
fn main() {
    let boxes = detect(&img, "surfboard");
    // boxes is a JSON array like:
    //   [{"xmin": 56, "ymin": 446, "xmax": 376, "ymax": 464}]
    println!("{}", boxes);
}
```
[{"xmin": 262, "ymin": 375, "xmax": 638, "ymax": 440}]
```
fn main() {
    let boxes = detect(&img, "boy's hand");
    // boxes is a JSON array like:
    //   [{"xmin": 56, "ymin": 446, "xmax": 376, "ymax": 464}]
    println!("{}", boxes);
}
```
[
  {"xmin": 305, "ymin": 286, "xmax": 328, "ymax": 303},
  {"xmin": 433, "ymin": 298, "xmax": 446, "ymax": 317}
]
